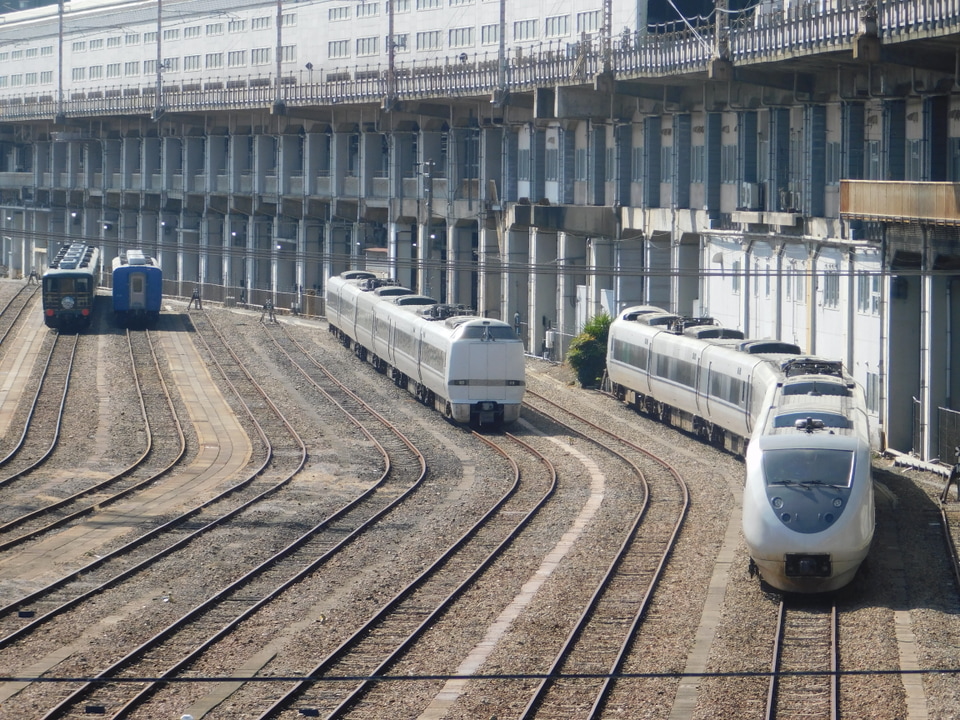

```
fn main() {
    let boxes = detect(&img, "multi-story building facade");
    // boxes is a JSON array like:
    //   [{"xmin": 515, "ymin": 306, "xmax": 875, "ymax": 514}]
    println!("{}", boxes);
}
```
[{"xmin": 0, "ymin": 0, "xmax": 959, "ymax": 463}]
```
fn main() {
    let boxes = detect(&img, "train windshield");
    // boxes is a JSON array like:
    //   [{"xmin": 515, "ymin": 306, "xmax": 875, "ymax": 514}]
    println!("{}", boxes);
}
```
[
  {"xmin": 762, "ymin": 448, "xmax": 855, "ymax": 488},
  {"xmin": 456, "ymin": 325, "xmax": 517, "ymax": 340}
]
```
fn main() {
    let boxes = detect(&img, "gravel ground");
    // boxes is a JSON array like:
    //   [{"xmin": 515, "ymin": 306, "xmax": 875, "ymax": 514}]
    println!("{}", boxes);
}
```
[{"xmin": 1, "ymin": 286, "xmax": 958, "ymax": 719}]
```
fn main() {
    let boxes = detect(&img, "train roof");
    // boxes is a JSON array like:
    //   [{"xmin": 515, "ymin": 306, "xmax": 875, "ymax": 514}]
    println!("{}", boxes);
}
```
[
  {"xmin": 45, "ymin": 243, "xmax": 99, "ymax": 274},
  {"xmin": 112, "ymin": 250, "xmax": 158, "ymax": 270},
  {"xmin": 617, "ymin": 305, "xmax": 669, "ymax": 321}
]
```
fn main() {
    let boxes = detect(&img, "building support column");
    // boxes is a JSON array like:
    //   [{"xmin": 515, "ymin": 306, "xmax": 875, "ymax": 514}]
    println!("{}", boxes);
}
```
[{"xmin": 529, "ymin": 228, "xmax": 558, "ymax": 358}]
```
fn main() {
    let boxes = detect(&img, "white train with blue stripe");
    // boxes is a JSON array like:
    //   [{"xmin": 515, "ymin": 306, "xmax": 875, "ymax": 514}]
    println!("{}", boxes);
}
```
[
  {"xmin": 326, "ymin": 271, "xmax": 525, "ymax": 426},
  {"xmin": 607, "ymin": 305, "xmax": 874, "ymax": 593}
]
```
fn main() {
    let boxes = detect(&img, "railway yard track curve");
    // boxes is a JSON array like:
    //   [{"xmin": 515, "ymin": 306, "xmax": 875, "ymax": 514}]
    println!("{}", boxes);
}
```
[{"xmin": 0, "ymin": 283, "xmax": 958, "ymax": 719}]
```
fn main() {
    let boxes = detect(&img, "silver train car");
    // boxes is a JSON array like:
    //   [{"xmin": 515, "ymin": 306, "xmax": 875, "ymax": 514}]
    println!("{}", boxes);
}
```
[
  {"xmin": 326, "ymin": 271, "xmax": 525, "ymax": 426},
  {"xmin": 607, "ymin": 305, "xmax": 874, "ymax": 593}
]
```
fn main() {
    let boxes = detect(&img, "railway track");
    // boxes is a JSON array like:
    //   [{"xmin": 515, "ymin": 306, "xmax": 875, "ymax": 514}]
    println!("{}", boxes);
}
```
[
  {"xmin": 0, "ymin": 283, "xmax": 39, "ymax": 353},
  {"xmin": 254, "ymin": 431, "xmax": 555, "ymax": 719},
  {"xmin": 0, "ymin": 331, "xmax": 78, "ymax": 478},
  {"xmin": 516, "ymin": 389, "xmax": 690, "ymax": 718},
  {"xmin": 16, "ymin": 312, "xmax": 432, "ymax": 718},
  {"xmin": 0, "ymin": 328, "xmax": 185, "ymax": 551},
  {"xmin": 765, "ymin": 599, "xmax": 839, "ymax": 720}
]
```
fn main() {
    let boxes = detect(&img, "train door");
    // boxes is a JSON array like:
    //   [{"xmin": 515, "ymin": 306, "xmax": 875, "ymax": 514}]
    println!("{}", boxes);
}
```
[{"xmin": 129, "ymin": 271, "xmax": 146, "ymax": 309}]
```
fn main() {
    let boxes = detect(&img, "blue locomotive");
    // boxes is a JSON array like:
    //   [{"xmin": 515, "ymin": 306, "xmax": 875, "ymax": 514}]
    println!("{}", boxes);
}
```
[
  {"xmin": 42, "ymin": 243, "xmax": 101, "ymax": 330},
  {"xmin": 111, "ymin": 250, "xmax": 162, "ymax": 327}
]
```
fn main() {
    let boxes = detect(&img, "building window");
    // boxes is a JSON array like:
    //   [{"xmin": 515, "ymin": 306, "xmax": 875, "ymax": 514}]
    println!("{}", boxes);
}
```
[
  {"xmin": 144, "ymin": 59, "xmax": 156, "ymax": 74},
  {"xmin": 416, "ymin": 30, "xmax": 441, "ymax": 50},
  {"xmin": 826, "ymin": 141, "xmax": 841, "ymax": 185},
  {"xmin": 395, "ymin": 0, "xmax": 410, "ymax": 11},
  {"xmin": 721, "ymin": 144, "xmax": 738, "ymax": 184},
  {"xmin": 89, "ymin": 39, "xmax": 103, "ymax": 50},
  {"xmin": 205, "ymin": 53, "xmax": 223, "ymax": 69},
  {"xmin": 25, "ymin": 48, "xmax": 38, "ymax": 58},
  {"xmin": 417, "ymin": 0, "xmax": 441, "ymax": 8},
  {"xmin": 514, "ymin": 19, "xmax": 538, "ymax": 41},
  {"xmin": 0, "ymin": 76, "xmax": 7, "ymax": 88},
  {"xmin": 449, "ymin": 27, "xmax": 474, "ymax": 48},
  {"xmin": 481, "ymin": 24, "xmax": 499, "ymax": 45},
  {"xmin": 732, "ymin": 259, "xmax": 741, "ymax": 294},
  {"xmin": 356, "ymin": 37, "xmax": 378, "ymax": 57},
  {"xmin": 865, "ymin": 371, "xmax": 880, "ymax": 413},
  {"xmin": 107, "ymin": 36, "xmax": 121, "ymax": 48},
  {"xmin": 356, "ymin": 2, "xmax": 379, "ymax": 18},
  {"xmin": 164, "ymin": 29, "xmax": 181, "ymax": 41},
  {"xmin": 106, "ymin": 63, "xmax": 121, "ymax": 78},
  {"xmin": 252, "ymin": 47, "xmax": 272, "ymax": 64},
  {"xmin": 125, "ymin": 33, "xmax": 140, "ymax": 45},
  {"xmin": 632, "ymin": 146, "xmax": 644, "ymax": 182},
  {"xmin": 228, "ymin": 51, "xmax": 246, "ymax": 68},
  {"xmin": 89, "ymin": 65, "xmax": 103, "ymax": 80},
  {"xmin": 162, "ymin": 57, "xmax": 179, "ymax": 72},
  {"xmin": 575, "ymin": 148, "xmax": 587, "ymax": 181},
  {"xmin": 281, "ymin": 12, "xmax": 296, "ymax": 26},
  {"xmin": 252, "ymin": 16, "xmax": 272, "ymax": 29},
  {"xmin": 822, "ymin": 266, "xmax": 840, "ymax": 307},
  {"xmin": 660, "ymin": 147, "xmax": 673, "ymax": 183},
  {"xmin": 864, "ymin": 140, "xmax": 881, "ymax": 180},
  {"xmin": 691, "ymin": 145, "xmax": 705, "ymax": 183},
  {"xmin": 545, "ymin": 15, "xmax": 570, "ymax": 38},
  {"xmin": 184, "ymin": 55, "xmax": 201, "ymax": 71},
  {"xmin": 907, "ymin": 139, "xmax": 923, "ymax": 180},
  {"xmin": 124, "ymin": 61, "xmax": 139, "ymax": 76},
  {"xmin": 206, "ymin": 23, "xmax": 223, "ymax": 36},
  {"xmin": 577, "ymin": 10, "xmax": 602, "ymax": 33},
  {"xmin": 518, "ymin": 148, "xmax": 530, "ymax": 182},
  {"xmin": 143, "ymin": 32, "xmax": 157, "ymax": 44},
  {"xmin": 40, "ymin": 70, "xmax": 52, "ymax": 84},
  {"xmin": 327, "ymin": 41, "xmax": 349, "ymax": 59},
  {"xmin": 281, "ymin": 45, "xmax": 296, "ymax": 62},
  {"xmin": 857, "ymin": 272, "xmax": 880, "ymax": 315},
  {"xmin": 546, "ymin": 148, "xmax": 559, "ymax": 181},
  {"xmin": 72, "ymin": 41, "xmax": 87, "ymax": 52},
  {"xmin": 41, "ymin": 46, "xmax": 53, "ymax": 57},
  {"xmin": 391, "ymin": 34, "xmax": 409, "ymax": 52},
  {"xmin": 450, "ymin": 0, "xmax": 474, "ymax": 5},
  {"xmin": 228, "ymin": 19, "xmax": 246, "ymax": 33},
  {"xmin": 72, "ymin": 67, "xmax": 86, "ymax": 81}
]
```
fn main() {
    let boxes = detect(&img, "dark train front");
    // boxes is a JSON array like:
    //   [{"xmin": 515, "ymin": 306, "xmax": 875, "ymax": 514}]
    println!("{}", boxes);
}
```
[{"xmin": 41, "ymin": 243, "xmax": 101, "ymax": 331}]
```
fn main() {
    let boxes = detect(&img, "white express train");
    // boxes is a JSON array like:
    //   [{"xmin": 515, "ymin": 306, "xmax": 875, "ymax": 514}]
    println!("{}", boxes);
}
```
[
  {"xmin": 606, "ymin": 305, "xmax": 874, "ymax": 593},
  {"xmin": 326, "ymin": 271, "xmax": 525, "ymax": 426}
]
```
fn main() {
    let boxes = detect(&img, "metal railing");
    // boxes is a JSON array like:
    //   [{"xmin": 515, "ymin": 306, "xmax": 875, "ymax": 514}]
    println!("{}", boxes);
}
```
[{"xmin": 2, "ymin": 1, "xmax": 960, "ymax": 122}]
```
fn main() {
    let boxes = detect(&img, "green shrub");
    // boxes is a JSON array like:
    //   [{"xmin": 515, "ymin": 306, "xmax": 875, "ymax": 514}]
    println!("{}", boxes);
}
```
[{"xmin": 566, "ymin": 312, "xmax": 611, "ymax": 387}]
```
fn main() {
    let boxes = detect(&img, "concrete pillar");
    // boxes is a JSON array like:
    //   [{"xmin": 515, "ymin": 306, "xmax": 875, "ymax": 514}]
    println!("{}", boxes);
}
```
[
  {"xmin": 557, "ymin": 232, "xmax": 587, "ymax": 350},
  {"xmin": 477, "ymin": 221, "xmax": 501, "ymax": 318},
  {"xmin": 502, "ymin": 227, "xmax": 530, "ymax": 348},
  {"xmin": 447, "ymin": 223, "xmax": 476, "ymax": 307},
  {"xmin": 530, "ymin": 228, "xmax": 558, "ymax": 357},
  {"xmin": 588, "ymin": 236, "xmax": 615, "ymax": 318}
]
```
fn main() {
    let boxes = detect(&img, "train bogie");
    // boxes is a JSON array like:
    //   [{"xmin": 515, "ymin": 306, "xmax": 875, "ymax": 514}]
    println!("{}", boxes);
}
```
[
  {"xmin": 41, "ymin": 243, "xmax": 101, "ymax": 331},
  {"xmin": 111, "ymin": 251, "xmax": 162, "ymax": 327},
  {"xmin": 326, "ymin": 273, "xmax": 525, "ymax": 426}
]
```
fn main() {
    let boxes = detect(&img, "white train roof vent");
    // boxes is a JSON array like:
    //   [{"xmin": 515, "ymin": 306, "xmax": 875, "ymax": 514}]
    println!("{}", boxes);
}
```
[
  {"xmin": 374, "ymin": 286, "xmax": 412, "ymax": 297},
  {"xmin": 126, "ymin": 250, "xmax": 148, "ymax": 265},
  {"xmin": 684, "ymin": 326, "xmax": 745, "ymax": 340},
  {"xmin": 740, "ymin": 340, "xmax": 802, "ymax": 355},
  {"xmin": 393, "ymin": 295, "xmax": 437, "ymax": 306}
]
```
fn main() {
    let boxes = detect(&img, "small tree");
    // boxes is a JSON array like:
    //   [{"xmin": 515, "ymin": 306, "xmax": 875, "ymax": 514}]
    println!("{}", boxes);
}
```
[{"xmin": 566, "ymin": 312, "xmax": 611, "ymax": 388}]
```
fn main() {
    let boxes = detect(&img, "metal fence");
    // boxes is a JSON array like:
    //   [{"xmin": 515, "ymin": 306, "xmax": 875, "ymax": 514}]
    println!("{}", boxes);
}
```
[{"xmin": 939, "ymin": 406, "xmax": 960, "ymax": 466}]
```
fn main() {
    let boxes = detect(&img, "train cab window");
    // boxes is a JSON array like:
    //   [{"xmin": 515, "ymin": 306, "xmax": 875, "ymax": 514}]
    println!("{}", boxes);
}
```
[
  {"xmin": 456, "ymin": 325, "xmax": 516, "ymax": 340},
  {"xmin": 132, "ymin": 276, "xmax": 144, "ymax": 292},
  {"xmin": 782, "ymin": 381, "xmax": 850, "ymax": 397},
  {"xmin": 762, "ymin": 448, "xmax": 854, "ymax": 488},
  {"xmin": 773, "ymin": 412, "xmax": 850, "ymax": 429}
]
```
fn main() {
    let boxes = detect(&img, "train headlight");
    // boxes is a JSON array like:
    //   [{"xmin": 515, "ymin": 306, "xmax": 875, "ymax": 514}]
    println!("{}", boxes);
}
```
[
  {"xmin": 506, "ymin": 380, "xmax": 524, "ymax": 386},
  {"xmin": 771, "ymin": 497, "xmax": 783, "ymax": 509},
  {"xmin": 451, "ymin": 379, "xmax": 469, "ymax": 386},
  {"xmin": 61, "ymin": 296, "xmax": 76, "ymax": 309}
]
